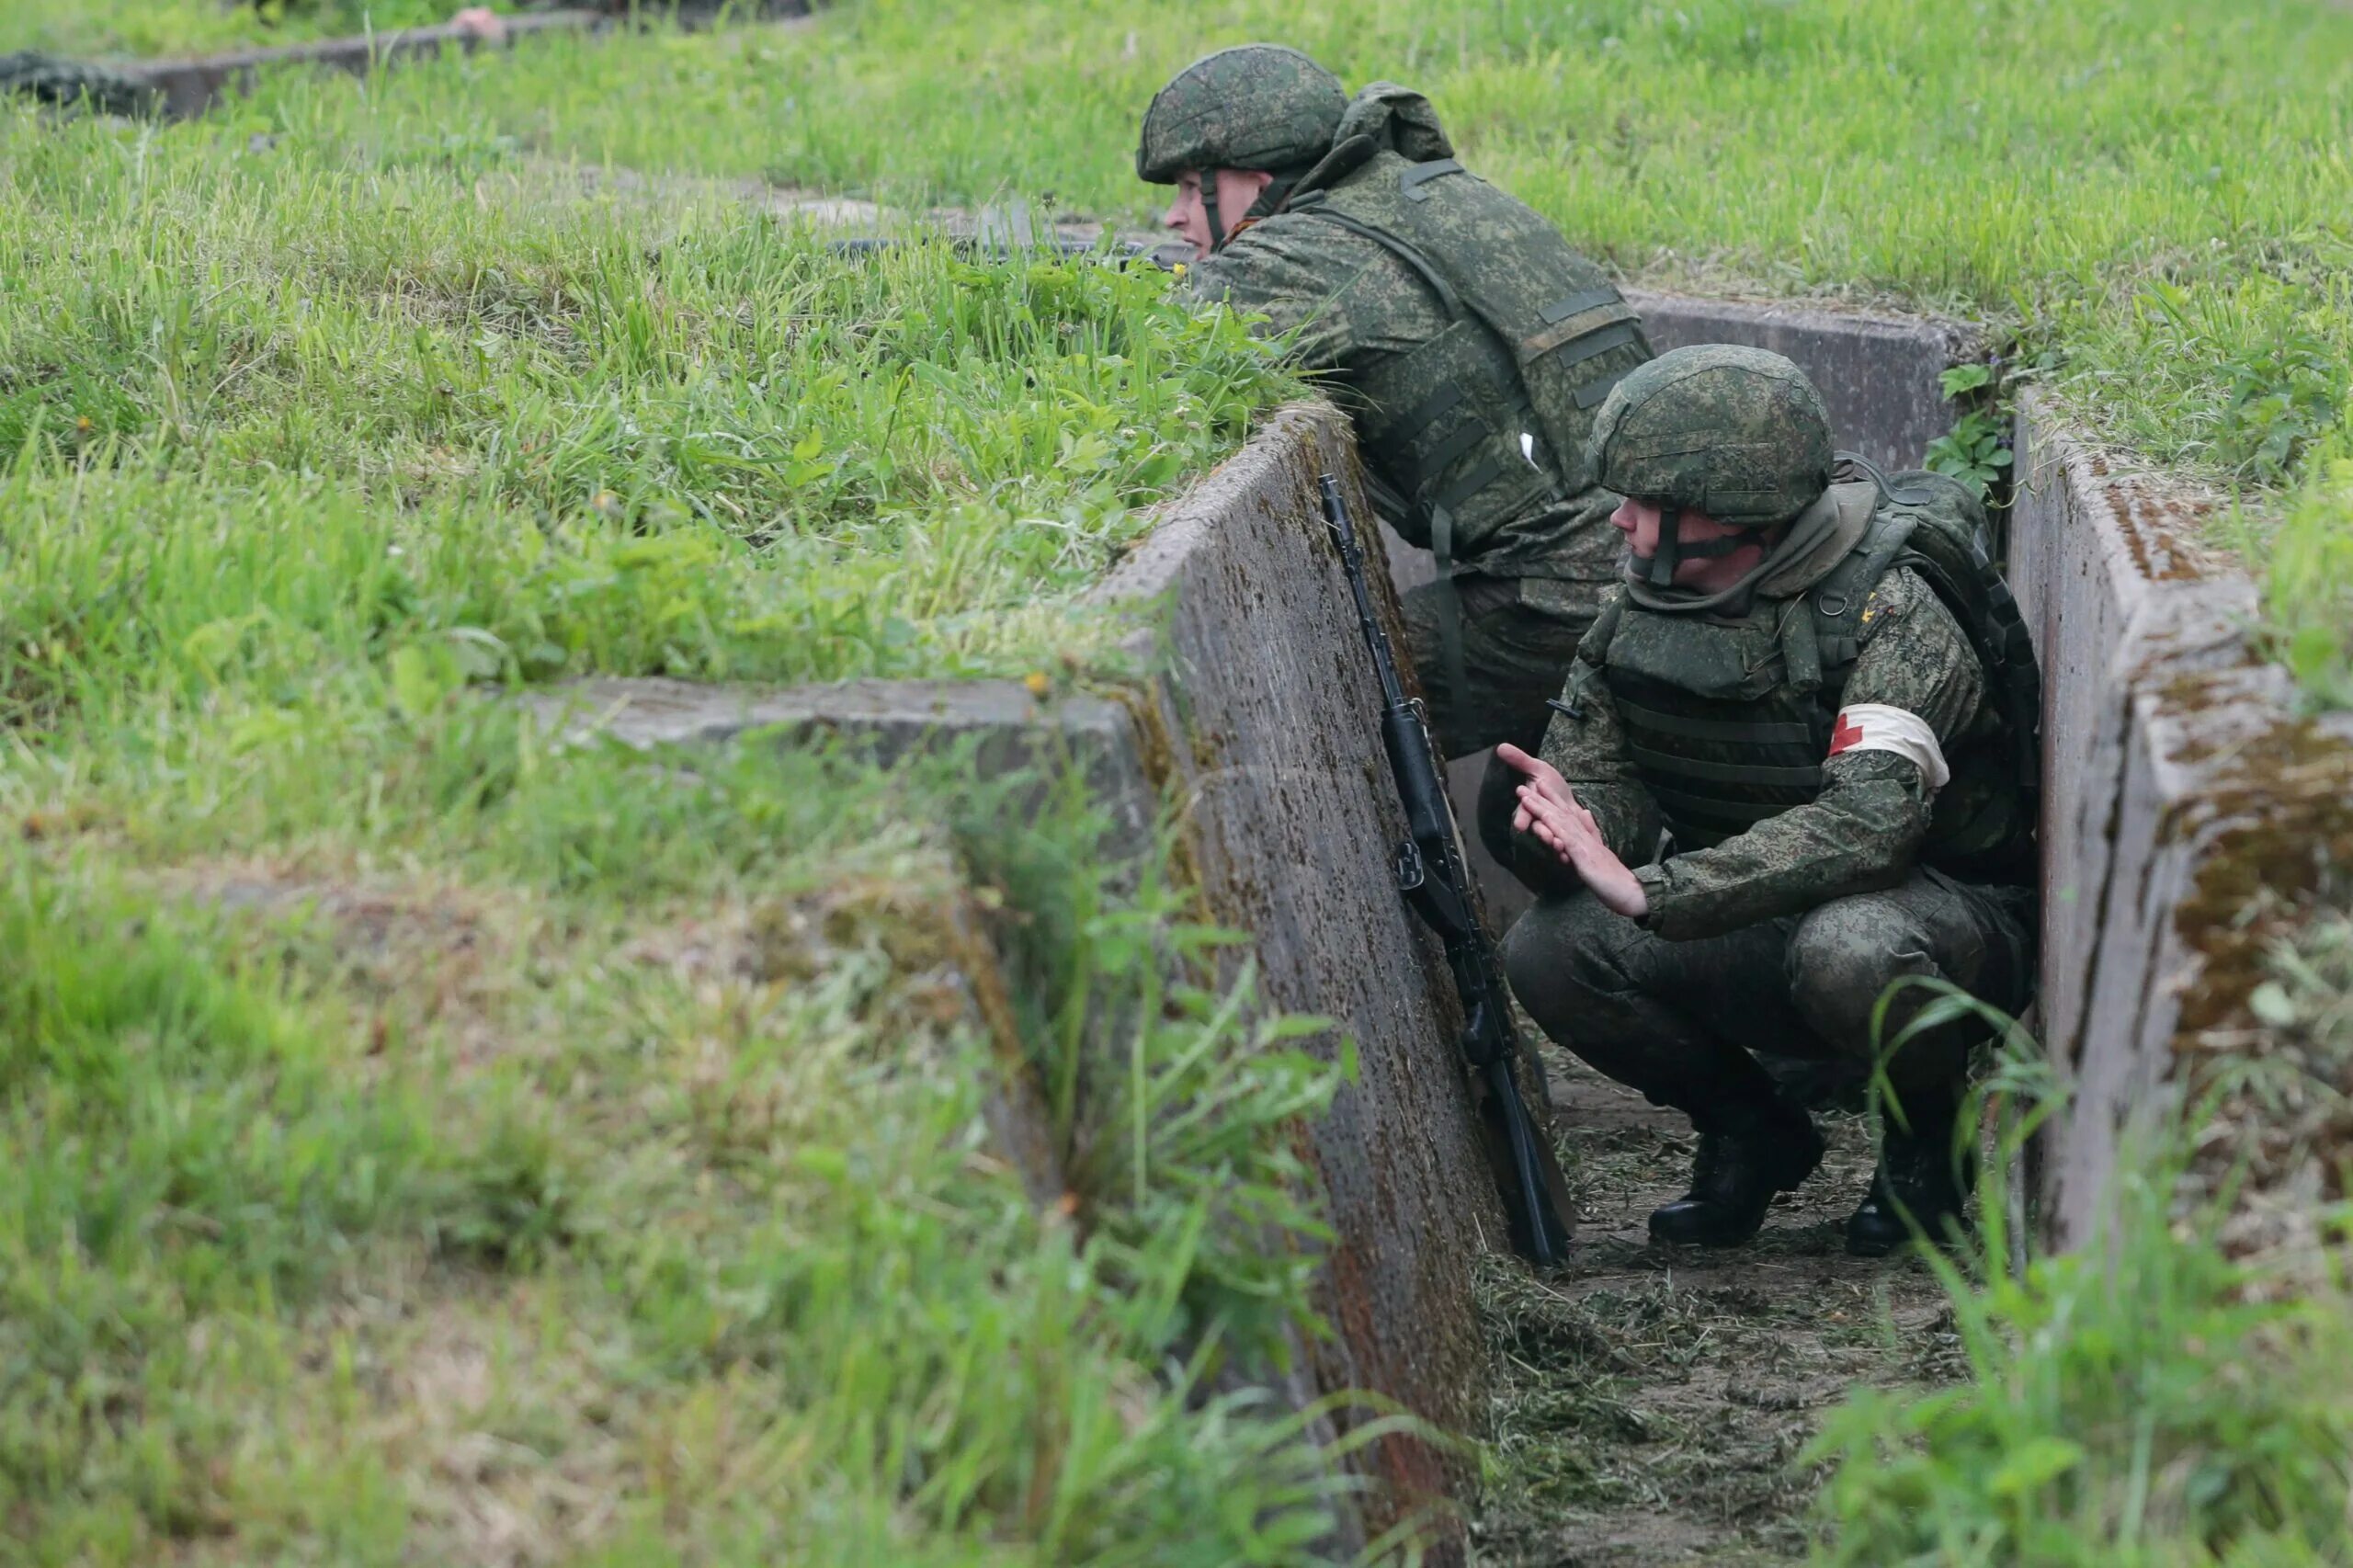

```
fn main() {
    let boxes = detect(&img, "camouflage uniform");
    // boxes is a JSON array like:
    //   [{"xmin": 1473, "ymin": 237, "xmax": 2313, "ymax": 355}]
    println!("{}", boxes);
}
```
[
  {"xmin": 1139, "ymin": 49, "xmax": 1650, "ymax": 759},
  {"xmin": 1496, "ymin": 347, "xmax": 2036, "ymax": 1254}
]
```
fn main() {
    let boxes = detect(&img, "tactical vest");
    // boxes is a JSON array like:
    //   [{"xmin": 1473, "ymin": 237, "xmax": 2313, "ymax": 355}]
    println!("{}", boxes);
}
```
[
  {"xmin": 1281, "ymin": 152, "xmax": 1654, "ymax": 572},
  {"xmin": 1576, "ymin": 494, "xmax": 2034, "ymax": 882}
]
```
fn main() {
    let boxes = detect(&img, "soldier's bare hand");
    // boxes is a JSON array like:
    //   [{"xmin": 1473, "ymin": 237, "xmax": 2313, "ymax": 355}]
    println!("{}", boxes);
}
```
[
  {"xmin": 1494, "ymin": 743, "xmax": 1574, "ymax": 828},
  {"xmin": 1495, "ymin": 744, "xmax": 1648, "ymax": 919}
]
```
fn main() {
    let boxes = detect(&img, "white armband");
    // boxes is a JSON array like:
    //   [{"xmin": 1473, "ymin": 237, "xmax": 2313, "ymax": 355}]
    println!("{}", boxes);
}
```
[{"xmin": 1827, "ymin": 703, "xmax": 1949, "ymax": 791}]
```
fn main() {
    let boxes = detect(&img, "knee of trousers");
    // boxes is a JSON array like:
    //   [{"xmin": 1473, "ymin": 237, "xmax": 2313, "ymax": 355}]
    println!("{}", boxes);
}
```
[
  {"xmin": 1502, "ymin": 892, "xmax": 1632, "ymax": 1033},
  {"xmin": 1786, "ymin": 897, "xmax": 1934, "ymax": 1054}
]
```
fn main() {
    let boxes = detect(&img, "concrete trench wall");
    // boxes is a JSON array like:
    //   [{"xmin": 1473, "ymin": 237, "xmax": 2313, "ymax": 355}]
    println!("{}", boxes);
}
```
[
  {"xmin": 2007, "ymin": 393, "xmax": 2353, "ymax": 1244},
  {"xmin": 534, "ymin": 404, "xmax": 1506, "ymax": 1553}
]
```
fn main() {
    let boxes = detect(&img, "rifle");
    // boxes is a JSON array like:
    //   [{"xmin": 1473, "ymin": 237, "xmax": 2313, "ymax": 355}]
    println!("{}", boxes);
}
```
[{"xmin": 1319, "ymin": 472, "xmax": 1574, "ymax": 1267}]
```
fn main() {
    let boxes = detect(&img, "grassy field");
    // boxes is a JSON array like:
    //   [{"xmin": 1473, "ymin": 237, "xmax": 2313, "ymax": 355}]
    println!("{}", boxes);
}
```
[
  {"xmin": 213, "ymin": 0, "xmax": 2351, "ymax": 696},
  {"xmin": 1, "ymin": 0, "xmax": 495, "ymax": 57},
  {"xmin": 7, "ymin": 1, "xmax": 2353, "ymax": 1561},
  {"xmin": 1, "ymin": 108, "xmax": 1295, "ymax": 695},
  {"xmin": 1, "ymin": 84, "xmax": 1353, "ymax": 1564}
]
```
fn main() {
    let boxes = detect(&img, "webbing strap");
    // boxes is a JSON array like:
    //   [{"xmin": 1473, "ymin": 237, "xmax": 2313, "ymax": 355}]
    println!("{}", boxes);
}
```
[
  {"xmin": 1615, "ymin": 701, "xmax": 1813, "ymax": 745},
  {"xmin": 1574, "ymin": 365, "xmax": 1637, "ymax": 410},
  {"xmin": 1431, "ymin": 505, "xmax": 1468, "ymax": 719},
  {"xmin": 1647, "ymin": 786, "xmax": 1790, "ymax": 828},
  {"xmin": 1400, "ymin": 157, "xmax": 1465, "ymax": 199},
  {"xmin": 1540, "ymin": 286, "xmax": 1623, "ymax": 324},
  {"xmin": 1434, "ymin": 454, "xmax": 1507, "ymax": 514},
  {"xmin": 1290, "ymin": 207, "xmax": 1465, "ymax": 318},
  {"xmin": 1392, "ymin": 382, "xmax": 1466, "ymax": 447},
  {"xmin": 1415, "ymin": 418, "xmax": 1492, "ymax": 492},
  {"xmin": 1544, "ymin": 320, "xmax": 1641, "ymax": 369},
  {"xmin": 1627, "ymin": 745, "xmax": 1824, "ymax": 790}
]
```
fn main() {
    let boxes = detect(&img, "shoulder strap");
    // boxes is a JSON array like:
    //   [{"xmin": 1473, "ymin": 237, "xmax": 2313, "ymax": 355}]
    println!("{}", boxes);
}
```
[
  {"xmin": 1281, "ymin": 196, "xmax": 1467, "ymax": 319},
  {"xmin": 1812, "ymin": 511, "xmax": 1916, "ymax": 670},
  {"xmin": 1579, "ymin": 589, "xmax": 1628, "ymax": 666}
]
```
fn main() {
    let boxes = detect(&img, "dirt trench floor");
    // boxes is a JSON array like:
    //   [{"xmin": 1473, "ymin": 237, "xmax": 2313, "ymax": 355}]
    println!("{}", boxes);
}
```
[{"xmin": 1467, "ymin": 1051, "xmax": 1966, "ymax": 1565}]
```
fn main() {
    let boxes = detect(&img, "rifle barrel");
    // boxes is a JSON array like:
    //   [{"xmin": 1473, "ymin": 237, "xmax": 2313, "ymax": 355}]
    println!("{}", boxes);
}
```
[{"xmin": 1317, "ymin": 471, "xmax": 1571, "ymax": 1267}]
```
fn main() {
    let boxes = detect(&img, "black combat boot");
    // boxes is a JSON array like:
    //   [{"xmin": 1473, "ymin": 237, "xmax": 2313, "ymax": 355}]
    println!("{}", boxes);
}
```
[
  {"xmin": 1846, "ymin": 1102, "xmax": 1972, "ymax": 1257},
  {"xmin": 1649, "ymin": 1102, "xmax": 1826, "ymax": 1248}
]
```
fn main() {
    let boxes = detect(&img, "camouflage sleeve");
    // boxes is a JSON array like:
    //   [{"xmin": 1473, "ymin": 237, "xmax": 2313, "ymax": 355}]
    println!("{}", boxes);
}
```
[
  {"xmin": 1635, "ymin": 567, "xmax": 1986, "ymax": 942},
  {"xmin": 1184, "ymin": 216, "xmax": 1446, "ymax": 374},
  {"xmin": 1509, "ymin": 602, "xmax": 1662, "ymax": 892}
]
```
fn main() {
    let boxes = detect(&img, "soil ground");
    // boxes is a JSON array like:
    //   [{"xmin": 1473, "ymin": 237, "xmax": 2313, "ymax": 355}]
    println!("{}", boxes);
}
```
[{"xmin": 1470, "ymin": 1051, "xmax": 1964, "ymax": 1565}]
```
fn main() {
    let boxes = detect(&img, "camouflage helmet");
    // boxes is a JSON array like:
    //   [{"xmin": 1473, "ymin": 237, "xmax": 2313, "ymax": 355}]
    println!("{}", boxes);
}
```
[
  {"xmin": 1135, "ymin": 45, "xmax": 1347, "ymax": 185},
  {"xmin": 1588, "ymin": 345, "xmax": 1834, "ymax": 529}
]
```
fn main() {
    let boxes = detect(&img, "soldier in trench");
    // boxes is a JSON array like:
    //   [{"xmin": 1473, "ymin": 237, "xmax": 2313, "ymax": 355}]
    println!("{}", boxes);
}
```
[
  {"xmin": 1494, "ymin": 346, "xmax": 2038, "ymax": 1256},
  {"xmin": 1137, "ymin": 45, "xmax": 1653, "ymax": 849}
]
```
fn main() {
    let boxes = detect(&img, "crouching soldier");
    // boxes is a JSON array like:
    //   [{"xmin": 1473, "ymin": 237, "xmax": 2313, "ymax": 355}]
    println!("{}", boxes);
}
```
[
  {"xmin": 1495, "ymin": 346, "xmax": 2040, "ymax": 1256},
  {"xmin": 1136, "ymin": 45, "xmax": 1652, "ymax": 770}
]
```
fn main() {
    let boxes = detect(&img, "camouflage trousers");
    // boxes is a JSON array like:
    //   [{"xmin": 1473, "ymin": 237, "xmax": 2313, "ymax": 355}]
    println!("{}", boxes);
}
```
[
  {"xmin": 1395, "ymin": 573, "xmax": 1597, "ymax": 758},
  {"xmin": 1500, "ymin": 869, "xmax": 2035, "ymax": 1128}
]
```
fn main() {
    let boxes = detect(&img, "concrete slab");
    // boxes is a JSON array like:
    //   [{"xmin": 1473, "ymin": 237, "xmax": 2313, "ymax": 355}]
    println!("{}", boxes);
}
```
[
  {"xmin": 1626, "ymin": 289, "xmax": 1984, "ymax": 474},
  {"xmin": 126, "ymin": 10, "xmax": 606, "ymax": 119}
]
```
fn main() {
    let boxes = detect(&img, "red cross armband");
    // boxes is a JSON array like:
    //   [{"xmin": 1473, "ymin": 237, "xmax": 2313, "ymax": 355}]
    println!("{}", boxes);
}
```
[{"xmin": 1827, "ymin": 703, "xmax": 1950, "ymax": 791}]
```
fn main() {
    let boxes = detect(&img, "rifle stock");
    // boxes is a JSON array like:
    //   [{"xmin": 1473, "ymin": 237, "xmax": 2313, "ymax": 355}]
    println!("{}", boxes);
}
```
[{"xmin": 1319, "ymin": 473, "xmax": 1574, "ymax": 1267}]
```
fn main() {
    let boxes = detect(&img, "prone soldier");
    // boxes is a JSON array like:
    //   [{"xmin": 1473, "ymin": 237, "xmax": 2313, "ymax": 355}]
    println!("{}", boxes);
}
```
[{"xmin": 1495, "ymin": 346, "xmax": 2039, "ymax": 1256}]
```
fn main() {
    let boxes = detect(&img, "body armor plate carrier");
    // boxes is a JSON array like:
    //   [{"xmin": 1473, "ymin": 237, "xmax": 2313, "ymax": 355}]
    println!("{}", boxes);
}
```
[
  {"xmin": 1576, "ymin": 472, "xmax": 2039, "ymax": 884},
  {"xmin": 1283, "ymin": 151, "xmax": 1654, "ymax": 571}
]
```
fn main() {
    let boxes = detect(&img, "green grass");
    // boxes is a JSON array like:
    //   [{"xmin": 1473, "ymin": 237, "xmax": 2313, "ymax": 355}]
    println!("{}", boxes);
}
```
[
  {"xmin": 1, "ymin": 0, "xmax": 497, "ymax": 58},
  {"xmin": 8, "ymin": 1, "xmax": 2353, "ymax": 1556},
  {"xmin": 200, "ymin": 0, "xmax": 2353, "ymax": 692},
  {"xmin": 1, "ymin": 108, "xmax": 1296, "ymax": 699},
  {"xmin": 1810, "ymin": 1091, "xmax": 2353, "ymax": 1565},
  {"xmin": 0, "ymin": 710, "xmax": 1363, "ymax": 1563},
  {"xmin": 1, "ymin": 57, "xmax": 1358, "ymax": 1565}
]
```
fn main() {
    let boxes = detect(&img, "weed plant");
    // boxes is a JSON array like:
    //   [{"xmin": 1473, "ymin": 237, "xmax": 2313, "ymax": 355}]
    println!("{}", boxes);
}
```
[{"xmin": 1813, "ymin": 1134, "xmax": 2353, "ymax": 1562}]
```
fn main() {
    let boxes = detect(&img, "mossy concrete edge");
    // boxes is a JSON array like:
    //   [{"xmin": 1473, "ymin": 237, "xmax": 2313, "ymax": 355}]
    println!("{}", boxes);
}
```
[{"xmin": 2010, "ymin": 391, "xmax": 2353, "ymax": 1246}]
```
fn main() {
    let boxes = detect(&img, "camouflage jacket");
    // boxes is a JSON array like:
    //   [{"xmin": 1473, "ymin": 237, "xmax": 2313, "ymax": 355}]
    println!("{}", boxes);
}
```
[
  {"xmin": 1520, "ymin": 563, "xmax": 2000, "ymax": 941},
  {"xmin": 1181, "ymin": 94, "xmax": 1634, "ymax": 585}
]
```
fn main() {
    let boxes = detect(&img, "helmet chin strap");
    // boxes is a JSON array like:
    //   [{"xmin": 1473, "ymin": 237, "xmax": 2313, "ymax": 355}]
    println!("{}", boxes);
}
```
[
  {"xmin": 1629, "ymin": 504, "xmax": 1746, "ymax": 587},
  {"xmin": 1199, "ymin": 171, "xmax": 1226, "ymax": 252}
]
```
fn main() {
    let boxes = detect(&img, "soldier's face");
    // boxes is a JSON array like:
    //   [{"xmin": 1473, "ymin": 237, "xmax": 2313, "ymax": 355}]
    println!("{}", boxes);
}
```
[
  {"xmin": 1612, "ymin": 496, "xmax": 1759, "ymax": 587},
  {"xmin": 1162, "ymin": 168, "xmax": 1276, "ymax": 260}
]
